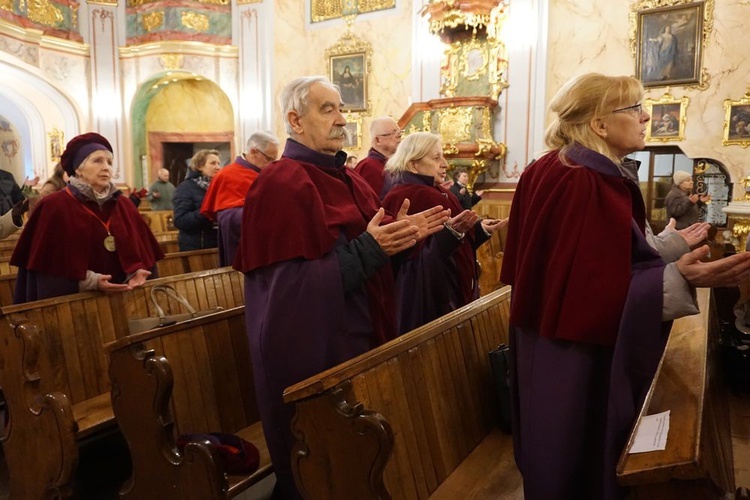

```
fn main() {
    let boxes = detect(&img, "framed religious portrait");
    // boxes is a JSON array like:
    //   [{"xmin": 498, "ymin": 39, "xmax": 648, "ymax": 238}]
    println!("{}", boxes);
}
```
[
  {"xmin": 644, "ymin": 92, "xmax": 689, "ymax": 142},
  {"xmin": 330, "ymin": 53, "xmax": 367, "ymax": 112},
  {"xmin": 634, "ymin": 2, "xmax": 706, "ymax": 88},
  {"xmin": 723, "ymin": 90, "xmax": 750, "ymax": 148},
  {"xmin": 326, "ymin": 32, "xmax": 372, "ymax": 113},
  {"xmin": 342, "ymin": 114, "xmax": 362, "ymax": 151}
]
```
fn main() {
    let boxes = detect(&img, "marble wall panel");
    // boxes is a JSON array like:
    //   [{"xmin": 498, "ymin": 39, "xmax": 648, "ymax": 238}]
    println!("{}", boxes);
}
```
[{"xmin": 547, "ymin": 0, "xmax": 750, "ymax": 196}]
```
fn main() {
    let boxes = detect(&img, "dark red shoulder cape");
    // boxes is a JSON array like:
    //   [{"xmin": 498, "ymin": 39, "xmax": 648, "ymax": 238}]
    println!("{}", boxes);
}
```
[
  {"xmin": 382, "ymin": 176, "xmax": 477, "ymax": 305},
  {"xmin": 353, "ymin": 148, "xmax": 387, "ymax": 197},
  {"xmin": 235, "ymin": 157, "xmax": 390, "ymax": 271},
  {"xmin": 500, "ymin": 147, "xmax": 637, "ymax": 346},
  {"xmin": 11, "ymin": 188, "xmax": 164, "ymax": 282}
]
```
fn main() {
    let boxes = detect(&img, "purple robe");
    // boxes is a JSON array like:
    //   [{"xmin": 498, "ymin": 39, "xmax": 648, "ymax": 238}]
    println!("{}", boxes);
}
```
[
  {"xmin": 238, "ymin": 140, "xmax": 396, "ymax": 500},
  {"xmin": 216, "ymin": 207, "xmax": 242, "ymax": 267},
  {"xmin": 504, "ymin": 146, "xmax": 669, "ymax": 500}
]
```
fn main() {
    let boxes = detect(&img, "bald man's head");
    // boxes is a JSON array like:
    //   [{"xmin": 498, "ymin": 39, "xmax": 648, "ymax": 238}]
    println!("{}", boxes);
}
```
[{"xmin": 157, "ymin": 168, "xmax": 170, "ymax": 182}]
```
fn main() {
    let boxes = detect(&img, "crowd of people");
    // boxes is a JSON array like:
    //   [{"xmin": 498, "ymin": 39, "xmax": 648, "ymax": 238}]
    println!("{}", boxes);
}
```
[{"xmin": 2, "ymin": 70, "xmax": 742, "ymax": 500}]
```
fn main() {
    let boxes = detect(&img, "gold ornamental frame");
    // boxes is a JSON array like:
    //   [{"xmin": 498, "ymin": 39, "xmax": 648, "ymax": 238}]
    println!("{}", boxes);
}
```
[
  {"xmin": 342, "ymin": 113, "xmax": 363, "ymax": 152},
  {"xmin": 326, "ymin": 31, "xmax": 372, "ymax": 113},
  {"xmin": 629, "ymin": 0, "xmax": 714, "ymax": 90},
  {"xmin": 723, "ymin": 88, "xmax": 750, "ymax": 148},
  {"xmin": 644, "ymin": 91, "xmax": 689, "ymax": 142},
  {"xmin": 48, "ymin": 127, "xmax": 64, "ymax": 162}
]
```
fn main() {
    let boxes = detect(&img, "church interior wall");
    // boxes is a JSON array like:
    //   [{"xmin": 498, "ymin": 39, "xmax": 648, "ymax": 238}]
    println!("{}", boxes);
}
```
[
  {"xmin": 547, "ymin": 0, "xmax": 750, "ymax": 197},
  {"xmin": 271, "ymin": 0, "xmax": 416, "ymax": 159}
]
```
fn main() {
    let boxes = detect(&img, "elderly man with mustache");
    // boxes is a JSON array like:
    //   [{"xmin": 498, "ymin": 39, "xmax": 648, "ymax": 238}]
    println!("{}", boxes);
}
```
[{"xmin": 234, "ymin": 76, "xmax": 449, "ymax": 499}]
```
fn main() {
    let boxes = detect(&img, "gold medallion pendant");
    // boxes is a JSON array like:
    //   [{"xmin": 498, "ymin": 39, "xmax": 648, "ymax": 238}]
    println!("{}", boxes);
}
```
[{"xmin": 104, "ymin": 234, "xmax": 116, "ymax": 252}]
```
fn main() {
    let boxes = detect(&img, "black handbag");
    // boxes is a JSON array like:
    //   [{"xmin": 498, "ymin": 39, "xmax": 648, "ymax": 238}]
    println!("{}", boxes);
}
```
[
  {"xmin": 128, "ymin": 285, "xmax": 223, "ymax": 334},
  {"xmin": 488, "ymin": 343, "xmax": 512, "ymax": 433}
]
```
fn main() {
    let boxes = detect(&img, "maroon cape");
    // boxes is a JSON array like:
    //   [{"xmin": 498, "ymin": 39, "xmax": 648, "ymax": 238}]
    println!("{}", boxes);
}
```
[
  {"xmin": 11, "ymin": 186, "xmax": 163, "ymax": 294},
  {"xmin": 382, "ymin": 173, "xmax": 481, "ymax": 332},
  {"xmin": 500, "ymin": 148, "xmax": 636, "ymax": 347},
  {"xmin": 353, "ymin": 148, "xmax": 387, "ymax": 197}
]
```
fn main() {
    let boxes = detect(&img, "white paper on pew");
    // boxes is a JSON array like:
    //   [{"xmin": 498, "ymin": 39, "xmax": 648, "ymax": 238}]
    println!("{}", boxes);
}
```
[{"xmin": 628, "ymin": 410, "xmax": 670, "ymax": 454}]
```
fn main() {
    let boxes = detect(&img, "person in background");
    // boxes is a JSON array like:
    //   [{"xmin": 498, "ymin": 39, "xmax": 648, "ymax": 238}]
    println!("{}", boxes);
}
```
[
  {"xmin": 345, "ymin": 155, "xmax": 358, "ymax": 169},
  {"xmin": 234, "ymin": 76, "xmax": 449, "ymax": 499},
  {"xmin": 0, "ymin": 167, "xmax": 25, "ymax": 217},
  {"xmin": 500, "ymin": 73, "xmax": 750, "ymax": 500},
  {"xmin": 173, "ymin": 149, "xmax": 220, "ymax": 251},
  {"xmin": 201, "ymin": 132, "xmax": 279, "ymax": 266},
  {"xmin": 665, "ymin": 170, "xmax": 710, "ymax": 229},
  {"xmin": 449, "ymin": 167, "xmax": 484, "ymax": 210},
  {"xmin": 10, "ymin": 133, "xmax": 163, "ymax": 303},
  {"xmin": 147, "ymin": 168, "xmax": 176, "ymax": 211},
  {"xmin": 382, "ymin": 132, "xmax": 507, "ymax": 333},
  {"xmin": 0, "ymin": 198, "xmax": 29, "ymax": 239},
  {"xmin": 38, "ymin": 162, "xmax": 68, "ymax": 198},
  {"xmin": 354, "ymin": 116, "xmax": 403, "ymax": 197}
]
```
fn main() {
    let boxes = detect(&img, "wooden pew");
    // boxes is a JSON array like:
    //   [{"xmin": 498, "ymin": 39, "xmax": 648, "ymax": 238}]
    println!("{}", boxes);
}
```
[
  {"xmin": 0, "ymin": 248, "xmax": 219, "ymax": 308},
  {"xmin": 0, "ymin": 234, "xmax": 20, "ymax": 259},
  {"xmin": 105, "ymin": 306, "xmax": 270, "ymax": 499},
  {"xmin": 617, "ymin": 288, "xmax": 736, "ymax": 498},
  {"xmin": 0, "ymin": 267, "xmax": 245, "ymax": 498},
  {"xmin": 153, "ymin": 230, "xmax": 180, "ymax": 254},
  {"xmin": 283, "ymin": 286, "xmax": 521, "ymax": 499}
]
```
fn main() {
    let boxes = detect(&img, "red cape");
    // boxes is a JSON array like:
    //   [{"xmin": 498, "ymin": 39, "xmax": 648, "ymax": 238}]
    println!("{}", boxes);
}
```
[
  {"xmin": 500, "ymin": 150, "xmax": 637, "ymax": 346},
  {"xmin": 382, "ymin": 179, "xmax": 478, "ymax": 305},
  {"xmin": 234, "ymin": 156, "xmax": 396, "ymax": 345},
  {"xmin": 235, "ymin": 157, "xmax": 391, "ymax": 271},
  {"xmin": 11, "ymin": 188, "xmax": 164, "ymax": 281},
  {"xmin": 200, "ymin": 161, "xmax": 259, "ymax": 220},
  {"xmin": 354, "ymin": 149, "xmax": 387, "ymax": 196}
]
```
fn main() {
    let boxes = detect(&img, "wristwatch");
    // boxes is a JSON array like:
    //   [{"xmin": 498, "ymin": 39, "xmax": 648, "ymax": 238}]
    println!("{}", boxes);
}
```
[{"xmin": 444, "ymin": 222, "xmax": 465, "ymax": 240}]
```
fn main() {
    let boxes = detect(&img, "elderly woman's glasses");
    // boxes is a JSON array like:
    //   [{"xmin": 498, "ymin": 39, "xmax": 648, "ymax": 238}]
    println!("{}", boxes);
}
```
[{"xmin": 613, "ymin": 103, "xmax": 643, "ymax": 115}]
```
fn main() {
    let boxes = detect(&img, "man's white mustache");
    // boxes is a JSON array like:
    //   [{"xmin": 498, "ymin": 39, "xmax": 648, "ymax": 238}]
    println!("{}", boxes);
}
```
[{"xmin": 329, "ymin": 126, "xmax": 351, "ymax": 142}]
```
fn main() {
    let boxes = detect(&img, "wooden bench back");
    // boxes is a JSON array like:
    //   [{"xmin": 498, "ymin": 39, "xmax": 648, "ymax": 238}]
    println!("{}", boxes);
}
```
[
  {"xmin": 0, "ymin": 234, "xmax": 19, "ymax": 259},
  {"xmin": 0, "ymin": 267, "xmax": 243, "ymax": 405},
  {"xmin": 617, "ymin": 288, "xmax": 735, "ymax": 498},
  {"xmin": 283, "ymin": 286, "xmax": 511, "ymax": 500},
  {"xmin": 106, "ymin": 306, "xmax": 271, "ymax": 499},
  {"xmin": 0, "ymin": 248, "xmax": 219, "ymax": 308}
]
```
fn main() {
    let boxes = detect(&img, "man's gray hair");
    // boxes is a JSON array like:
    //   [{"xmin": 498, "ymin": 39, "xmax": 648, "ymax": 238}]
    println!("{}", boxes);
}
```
[
  {"xmin": 279, "ymin": 76, "xmax": 338, "ymax": 135},
  {"xmin": 246, "ymin": 131, "xmax": 279, "ymax": 153}
]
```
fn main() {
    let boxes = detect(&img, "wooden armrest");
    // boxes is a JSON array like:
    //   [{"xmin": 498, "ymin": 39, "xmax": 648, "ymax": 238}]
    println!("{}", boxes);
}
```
[
  {"xmin": 73, "ymin": 393, "xmax": 115, "ymax": 440},
  {"xmin": 104, "ymin": 306, "xmax": 244, "ymax": 353}
]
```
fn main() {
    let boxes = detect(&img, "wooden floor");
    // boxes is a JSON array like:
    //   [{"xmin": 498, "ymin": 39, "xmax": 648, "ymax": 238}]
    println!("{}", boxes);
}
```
[{"xmin": 1, "ymin": 392, "xmax": 749, "ymax": 498}]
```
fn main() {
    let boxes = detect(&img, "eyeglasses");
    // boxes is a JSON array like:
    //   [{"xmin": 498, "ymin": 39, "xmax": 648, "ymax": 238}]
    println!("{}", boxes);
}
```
[
  {"xmin": 257, "ymin": 149, "xmax": 277, "ymax": 162},
  {"xmin": 613, "ymin": 103, "xmax": 643, "ymax": 115},
  {"xmin": 378, "ymin": 129, "xmax": 404, "ymax": 138}
]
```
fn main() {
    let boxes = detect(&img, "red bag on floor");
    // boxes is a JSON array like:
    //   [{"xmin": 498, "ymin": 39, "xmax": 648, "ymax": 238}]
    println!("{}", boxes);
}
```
[{"xmin": 176, "ymin": 433, "xmax": 260, "ymax": 475}]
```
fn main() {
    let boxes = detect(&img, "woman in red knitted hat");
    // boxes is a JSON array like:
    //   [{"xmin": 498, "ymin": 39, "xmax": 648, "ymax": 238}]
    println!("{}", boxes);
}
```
[{"xmin": 10, "ymin": 132, "xmax": 164, "ymax": 303}]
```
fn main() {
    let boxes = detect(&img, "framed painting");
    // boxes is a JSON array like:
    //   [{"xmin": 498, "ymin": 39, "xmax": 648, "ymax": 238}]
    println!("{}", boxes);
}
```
[
  {"xmin": 633, "ymin": 1, "xmax": 708, "ymax": 88},
  {"xmin": 48, "ymin": 127, "xmax": 64, "ymax": 163},
  {"xmin": 342, "ymin": 114, "xmax": 362, "ymax": 151},
  {"xmin": 330, "ymin": 53, "xmax": 367, "ymax": 112},
  {"xmin": 644, "ymin": 92, "xmax": 689, "ymax": 142},
  {"xmin": 723, "ymin": 90, "xmax": 750, "ymax": 148},
  {"xmin": 326, "ymin": 31, "xmax": 372, "ymax": 112}
]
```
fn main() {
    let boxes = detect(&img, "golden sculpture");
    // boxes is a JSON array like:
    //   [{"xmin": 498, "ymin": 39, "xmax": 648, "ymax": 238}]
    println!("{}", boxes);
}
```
[
  {"xmin": 181, "ymin": 11, "xmax": 209, "ymax": 32},
  {"xmin": 142, "ymin": 11, "xmax": 163, "ymax": 32},
  {"xmin": 27, "ymin": 0, "xmax": 63, "ymax": 27}
]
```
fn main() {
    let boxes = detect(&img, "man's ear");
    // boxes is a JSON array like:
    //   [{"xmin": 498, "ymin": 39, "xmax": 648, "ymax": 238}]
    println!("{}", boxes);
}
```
[
  {"xmin": 590, "ymin": 117, "xmax": 608, "ymax": 139},
  {"xmin": 288, "ymin": 111, "xmax": 303, "ymax": 134}
]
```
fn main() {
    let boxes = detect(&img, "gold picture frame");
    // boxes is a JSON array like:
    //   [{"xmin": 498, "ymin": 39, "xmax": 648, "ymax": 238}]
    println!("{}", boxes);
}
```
[
  {"xmin": 326, "ymin": 31, "xmax": 372, "ymax": 112},
  {"xmin": 48, "ymin": 127, "xmax": 64, "ymax": 163},
  {"xmin": 723, "ymin": 89, "xmax": 750, "ymax": 148},
  {"xmin": 644, "ymin": 91, "xmax": 689, "ymax": 142},
  {"xmin": 343, "ymin": 113, "xmax": 363, "ymax": 152},
  {"xmin": 630, "ymin": 0, "xmax": 714, "ymax": 90}
]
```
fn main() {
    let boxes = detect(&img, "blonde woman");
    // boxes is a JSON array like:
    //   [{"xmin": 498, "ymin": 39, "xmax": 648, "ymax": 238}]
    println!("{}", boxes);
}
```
[
  {"xmin": 173, "ymin": 149, "xmax": 220, "ymax": 251},
  {"xmin": 501, "ymin": 73, "xmax": 750, "ymax": 499}
]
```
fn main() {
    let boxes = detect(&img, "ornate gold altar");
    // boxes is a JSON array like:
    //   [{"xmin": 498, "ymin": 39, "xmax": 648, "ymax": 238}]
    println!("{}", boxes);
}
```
[
  {"xmin": 723, "ymin": 175, "xmax": 750, "ymax": 252},
  {"xmin": 401, "ymin": 0, "xmax": 508, "ymax": 189}
]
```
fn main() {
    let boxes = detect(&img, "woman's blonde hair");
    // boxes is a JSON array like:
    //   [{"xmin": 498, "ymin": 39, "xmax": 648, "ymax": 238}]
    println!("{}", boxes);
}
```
[
  {"xmin": 190, "ymin": 149, "xmax": 220, "ymax": 172},
  {"xmin": 385, "ymin": 132, "xmax": 442, "ymax": 178},
  {"xmin": 544, "ymin": 73, "xmax": 644, "ymax": 164}
]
